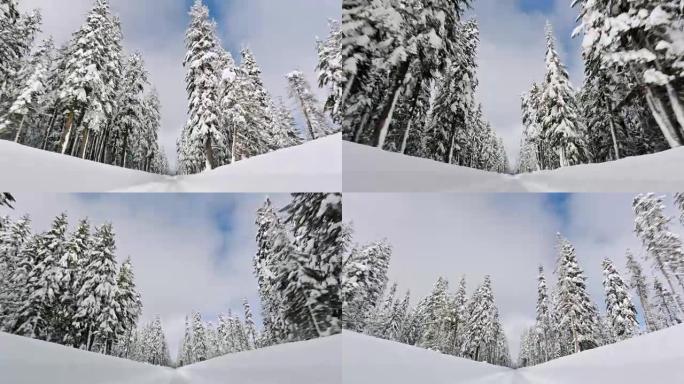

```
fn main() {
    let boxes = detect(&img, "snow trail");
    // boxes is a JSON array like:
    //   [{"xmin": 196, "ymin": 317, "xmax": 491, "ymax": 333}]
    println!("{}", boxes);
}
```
[
  {"xmin": 0, "ymin": 134, "xmax": 341, "ymax": 192},
  {"xmin": 344, "ymin": 141, "xmax": 684, "ymax": 192}
]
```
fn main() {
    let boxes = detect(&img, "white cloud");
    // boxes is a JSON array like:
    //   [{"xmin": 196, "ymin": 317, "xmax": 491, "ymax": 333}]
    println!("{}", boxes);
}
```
[
  {"xmin": 342, "ymin": 193, "xmax": 684, "ymax": 359},
  {"xmin": 5, "ymin": 193, "xmax": 292, "ymax": 357}
]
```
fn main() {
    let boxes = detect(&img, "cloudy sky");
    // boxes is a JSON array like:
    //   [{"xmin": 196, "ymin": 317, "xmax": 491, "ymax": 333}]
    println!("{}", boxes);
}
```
[
  {"xmin": 5, "ymin": 193, "xmax": 293, "ymax": 358},
  {"xmin": 343, "ymin": 193, "xmax": 684, "ymax": 358},
  {"xmin": 470, "ymin": 0, "xmax": 584, "ymax": 164},
  {"xmin": 18, "ymin": 0, "xmax": 339, "ymax": 170}
]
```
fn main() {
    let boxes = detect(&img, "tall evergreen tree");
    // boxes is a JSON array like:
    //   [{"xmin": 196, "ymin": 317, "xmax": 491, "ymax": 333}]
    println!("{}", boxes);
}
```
[
  {"xmin": 625, "ymin": 250, "xmax": 659, "ymax": 332},
  {"xmin": 602, "ymin": 258, "xmax": 639, "ymax": 340}
]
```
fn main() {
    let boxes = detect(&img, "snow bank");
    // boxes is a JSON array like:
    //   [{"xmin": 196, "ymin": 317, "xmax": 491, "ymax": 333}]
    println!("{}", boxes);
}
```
[
  {"xmin": 0, "ymin": 332, "xmax": 341, "ymax": 384},
  {"xmin": 342, "ymin": 326, "xmax": 684, "ymax": 384},
  {"xmin": 0, "ymin": 332, "xmax": 176, "ymax": 384},
  {"xmin": 517, "ymin": 324, "xmax": 684, "ymax": 384},
  {"xmin": 0, "ymin": 134, "xmax": 341, "ymax": 192},
  {"xmin": 341, "ymin": 331, "xmax": 512, "ymax": 384},
  {"xmin": 178, "ymin": 335, "xmax": 341, "ymax": 384},
  {"xmin": 343, "ymin": 141, "xmax": 684, "ymax": 192}
]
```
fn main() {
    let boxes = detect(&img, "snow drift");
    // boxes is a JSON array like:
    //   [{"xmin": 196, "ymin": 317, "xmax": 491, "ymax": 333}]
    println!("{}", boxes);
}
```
[
  {"xmin": 342, "ymin": 325, "xmax": 684, "ymax": 384},
  {"xmin": 343, "ymin": 141, "xmax": 684, "ymax": 192},
  {"xmin": 0, "ymin": 134, "xmax": 341, "ymax": 192},
  {"xmin": 0, "ymin": 332, "xmax": 341, "ymax": 384},
  {"xmin": 0, "ymin": 332, "xmax": 176, "ymax": 384}
]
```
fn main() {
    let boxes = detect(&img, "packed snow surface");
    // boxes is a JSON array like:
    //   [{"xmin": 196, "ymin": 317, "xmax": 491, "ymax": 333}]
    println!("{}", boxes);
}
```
[
  {"xmin": 342, "ymin": 325, "xmax": 684, "ymax": 384},
  {"xmin": 343, "ymin": 141, "xmax": 684, "ymax": 192},
  {"xmin": 0, "ymin": 134, "xmax": 341, "ymax": 192},
  {"xmin": 0, "ymin": 332, "xmax": 342, "ymax": 384}
]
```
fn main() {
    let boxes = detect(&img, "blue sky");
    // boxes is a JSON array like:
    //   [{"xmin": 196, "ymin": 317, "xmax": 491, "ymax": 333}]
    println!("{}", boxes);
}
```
[{"xmin": 7, "ymin": 192, "xmax": 293, "ymax": 356}]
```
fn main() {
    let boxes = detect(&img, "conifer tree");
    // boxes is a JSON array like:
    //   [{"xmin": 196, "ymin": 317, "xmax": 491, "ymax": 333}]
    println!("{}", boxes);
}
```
[
  {"xmin": 114, "ymin": 257, "xmax": 142, "ymax": 344},
  {"xmin": 191, "ymin": 311, "xmax": 208, "ymax": 363},
  {"xmin": 633, "ymin": 193, "xmax": 684, "ymax": 306},
  {"xmin": 74, "ymin": 223, "xmax": 120, "ymax": 352},
  {"xmin": 554, "ymin": 234, "xmax": 599, "ymax": 354},
  {"xmin": 602, "ymin": 258, "xmax": 639, "ymax": 340},
  {"xmin": 287, "ymin": 71, "xmax": 334, "ymax": 140},
  {"xmin": 243, "ymin": 299, "xmax": 258, "ymax": 349},
  {"xmin": 179, "ymin": 0, "xmax": 225, "ymax": 173},
  {"xmin": 537, "ymin": 22, "xmax": 588, "ymax": 168},
  {"xmin": 625, "ymin": 250, "xmax": 659, "ymax": 332}
]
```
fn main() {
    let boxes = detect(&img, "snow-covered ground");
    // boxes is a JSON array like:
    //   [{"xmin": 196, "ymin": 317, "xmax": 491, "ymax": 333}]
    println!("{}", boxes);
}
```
[
  {"xmin": 178, "ymin": 335, "xmax": 341, "ymax": 384},
  {"xmin": 343, "ymin": 141, "xmax": 684, "ymax": 192},
  {"xmin": 0, "ymin": 332, "xmax": 176, "ymax": 384},
  {"xmin": 0, "ymin": 332, "xmax": 341, "ymax": 384},
  {"xmin": 0, "ymin": 134, "xmax": 341, "ymax": 192},
  {"xmin": 342, "ymin": 325, "xmax": 684, "ymax": 384}
]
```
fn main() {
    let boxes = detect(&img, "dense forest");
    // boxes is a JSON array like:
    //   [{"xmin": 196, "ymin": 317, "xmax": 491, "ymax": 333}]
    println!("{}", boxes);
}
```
[
  {"xmin": 341, "ymin": 1, "xmax": 684, "ymax": 174},
  {"xmin": 0, "ymin": 0, "xmax": 341, "ymax": 176},
  {"xmin": 0, "ymin": 193, "xmax": 343, "ymax": 367},
  {"xmin": 518, "ymin": 1, "xmax": 684, "ymax": 172},
  {"xmin": 343, "ymin": 193, "xmax": 684, "ymax": 368},
  {"xmin": 0, "ymin": 0, "xmax": 168, "ymax": 173}
]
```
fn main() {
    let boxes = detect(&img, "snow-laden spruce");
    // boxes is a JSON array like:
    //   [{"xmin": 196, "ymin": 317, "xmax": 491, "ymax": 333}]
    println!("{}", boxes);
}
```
[{"xmin": 0, "ymin": 213, "xmax": 144, "ymax": 360}]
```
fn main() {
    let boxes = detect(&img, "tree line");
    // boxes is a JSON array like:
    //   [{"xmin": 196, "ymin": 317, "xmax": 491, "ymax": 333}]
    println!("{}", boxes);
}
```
[
  {"xmin": 518, "ymin": 2, "xmax": 684, "ymax": 172},
  {"xmin": 342, "ymin": 234, "xmax": 512, "ymax": 366},
  {"xmin": 176, "ymin": 0, "xmax": 339, "ymax": 174},
  {"xmin": 0, "ymin": 0, "xmax": 169, "ymax": 174},
  {"xmin": 1, "ymin": 0, "xmax": 341, "ymax": 176},
  {"xmin": 519, "ymin": 193, "xmax": 684, "ymax": 366},
  {"xmin": 340, "ymin": 0, "xmax": 509, "ymax": 173},
  {"xmin": 0, "ymin": 213, "xmax": 143, "ymax": 356}
]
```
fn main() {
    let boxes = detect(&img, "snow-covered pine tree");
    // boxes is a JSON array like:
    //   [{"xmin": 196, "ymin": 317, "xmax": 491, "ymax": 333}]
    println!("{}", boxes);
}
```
[
  {"xmin": 418, "ymin": 277, "xmax": 450, "ymax": 351},
  {"xmin": 554, "ymin": 234, "xmax": 599, "ymax": 354},
  {"xmin": 280, "ymin": 193, "xmax": 344, "ymax": 338},
  {"xmin": 602, "ymin": 258, "xmax": 639, "ymax": 340},
  {"xmin": 625, "ymin": 250, "xmax": 659, "ymax": 332},
  {"xmin": 366, "ymin": 282, "xmax": 397, "ymax": 339},
  {"xmin": 0, "ymin": 9, "xmax": 41, "ymax": 117},
  {"xmin": 114, "ymin": 257, "xmax": 142, "ymax": 346},
  {"xmin": 342, "ymin": 240, "xmax": 392, "ymax": 331},
  {"xmin": 633, "ymin": 193, "xmax": 684, "ymax": 306},
  {"xmin": 242, "ymin": 298, "xmax": 257, "ymax": 349},
  {"xmin": 191, "ymin": 311, "xmax": 208, "ymax": 363},
  {"xmin": 675, "ymin": 193, "xmax": 684, "ymax": 226},
  {"xmin": 0, "ymin": 40, "xmax": 50, "ymax": 143},
  {"xmin": 460, "ymin": 276, "xmax": 504, "ymax": 365},
  {"xmin": 518, "ymin": 85, "xmax": 543, "ymax": 172},
  {"xmin": 55, "ymin": 218, "xmax": 90, "ymax": 346},
  {"xmin": 74, "ymin": 223, "xmax": 120, "ymax": 353},
  {"xmin": 287, "ymin": 70, "xmax": 334, "ymax": 140},
  {"xmin": 0, "ymin": 193, "xmax": 15, "ymax": 209},
  {"xmin": 179, "ymin": 0, "xmax": 226, "ymax": 173},
  {"xmin": 57, "ymin": 0, "xmax": 122, "ymax": 158},
  {"xmin": 652, "ymin": 279, "xmax": 683, "ymax": 327},
  {"xmin": 317, "ymin": 19, "xmax": 344, "ymax": 122},
  {"xmin": 577, "ymin": 0, "xmax": 684, "ymax": 147},
  {"xmin": 253, "ymin": 197, "xmax": 292, "ymax": 345},
  {"xmin": 268, "ymin": 98, "xmax": 303, "ymax": 150},
  {"xmin": 0, "ymin": 0, "xmax": 19, "ymax": 22},
  {"xmin": 178, "ymin": 315, "xmax": 194, "ymax": 366},
  {"xmin": 537, "ymin": 22, "xmax": 589, "ymax": 168},
  {"xmin": 13, "ymin": 213, "xmax": 68, "ymax": 342},
  {"xmin": 534, "ymin": 266, "xmax": 558, "ymax": 363},
  {"xmin": 0, "ymin": 215, "xmax": 31, "ymax": 328}
]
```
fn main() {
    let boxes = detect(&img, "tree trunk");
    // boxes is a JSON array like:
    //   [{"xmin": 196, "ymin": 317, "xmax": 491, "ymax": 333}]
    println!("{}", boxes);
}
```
[
  {"xmin": 14, "ymin": 115, "xmax": 25, "ymax": 143},
  {"xmin": 400, "ymin": 78, "xmax": 424, "ymax": 154},
  {"xmin": 659, "ymin": 264, "xmax": 684, "ymax": 313},
  {"xmin": 42, "ymin": 109, "xmax": 59, "ymax": 150},
  {"xmin": 81, "ymin": 128, "xmax": 90, "ymax": 159},
  {"xmin": 352, "ymin": 108, "xmax": 371, "ymax": 143},
  {"xmin": 645, "ymin": 87, "xmax": 683, "ymax": 148},
  {"xmin": 372, "ymin": 60, "xmax": 410, "ymax": 149},
  {"xmin": 205, "ymin": 135, "xmax": 216, "ymax": 171},
  {"xmin": 60, "ymin": 112, "xmax": 74, "ymax": 154},
  {"xmin": 608, "ymin": 115, "xmax": 620, "ymax": 160}
]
